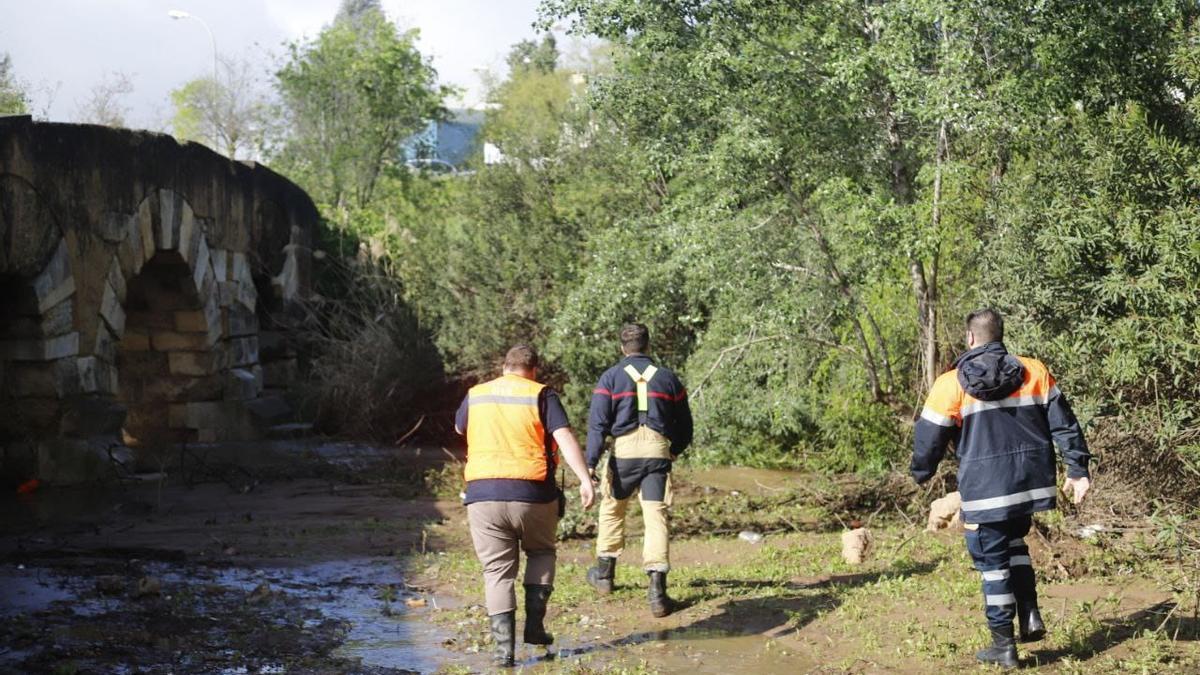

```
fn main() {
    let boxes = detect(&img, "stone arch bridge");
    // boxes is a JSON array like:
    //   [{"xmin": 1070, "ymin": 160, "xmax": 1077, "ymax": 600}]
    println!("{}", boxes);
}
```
[{"xmin": 1, "ymin": 116, "xmax": 315, "ymax": 484}]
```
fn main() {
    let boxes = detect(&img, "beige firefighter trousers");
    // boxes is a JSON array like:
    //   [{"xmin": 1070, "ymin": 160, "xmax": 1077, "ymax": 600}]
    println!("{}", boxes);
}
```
[{"xmin": 595, "ymin": 426, "xmax": 674, "ymax": 572}]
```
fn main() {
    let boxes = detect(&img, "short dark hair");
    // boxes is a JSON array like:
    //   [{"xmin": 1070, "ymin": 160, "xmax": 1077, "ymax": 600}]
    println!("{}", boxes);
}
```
[
  {"xmin": 966, "ymin": 308, "xmax": 1004, "ymax": 343},
  {"xmin": 620, "ymin": 323, "xmax": 649, "ymax": 353},
  {"xmin": 504, "ymin": 344, "xmax": 539, "ymax": 371}
]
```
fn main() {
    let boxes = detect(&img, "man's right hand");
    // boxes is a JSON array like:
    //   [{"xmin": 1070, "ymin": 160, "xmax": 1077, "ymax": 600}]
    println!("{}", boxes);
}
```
[
  {"xmin": 1063, "ymin": 476, "xmax": 1091, "ymax": 505},
  {"xmin": 579, "ymin": 480, "xmax": 596, "ymax": 509},
  {"xmin": 553, "ymin": 427, "xmax": 598, "ymax": 509}
]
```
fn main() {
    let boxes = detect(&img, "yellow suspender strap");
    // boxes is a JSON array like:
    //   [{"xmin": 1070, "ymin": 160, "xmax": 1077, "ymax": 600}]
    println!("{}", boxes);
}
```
[{"xmin": 623, "ymin": 364, "xmax": 659, "ymax": 412}]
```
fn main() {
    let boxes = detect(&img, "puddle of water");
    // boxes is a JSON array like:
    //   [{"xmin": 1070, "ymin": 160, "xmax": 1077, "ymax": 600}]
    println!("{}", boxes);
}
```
[
  {"xmin": 198, "ymin": 557, "xmax": 472, "ymax": 672},
  {"xmin": 0, "ymin": 566, "xmax": 75, "ymax": 615},
  {"xmin": 0, "ymin": 565, "xmax": 117, "ymax": 618},
  {"xmin": 0, "ymin": 558, "xmax": 480, "ymax": 674},
  {"xmin": 680, "ymin": 466, "xmax": 809, "ymax": 495},
  {"xmin": 545, "ymin": 627, "xmax": 810, "ymax": 673}
]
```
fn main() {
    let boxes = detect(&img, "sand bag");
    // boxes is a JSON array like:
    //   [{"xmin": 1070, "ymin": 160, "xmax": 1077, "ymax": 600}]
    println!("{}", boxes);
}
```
[
  {"xmin": 841, "ymin": 527, "xmax": 873, "ymax": 564},
  {"xmin": 926, "ymin": 491, "xmax": 962, "ymax": 532}
]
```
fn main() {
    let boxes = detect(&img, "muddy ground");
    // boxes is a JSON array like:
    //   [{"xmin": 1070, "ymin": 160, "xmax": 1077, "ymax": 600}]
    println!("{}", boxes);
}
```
[
  {"xmin": 415, "ymin": 467, "xmax": 1200, "ymax": 673},
  {"xmin": 0, "ymin": 441, "xmax": 487, "ymax": 674},
  {"xmin": 2, "ymin": 443, "xmax": 1198, "ymax": 674}
]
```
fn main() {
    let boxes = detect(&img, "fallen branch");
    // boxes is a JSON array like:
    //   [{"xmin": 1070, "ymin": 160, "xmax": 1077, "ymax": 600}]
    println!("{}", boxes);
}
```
[
  {"xmin": 755, "ymin": 479, "xmax": 787, "ymax": 492},
  {"xmin": 893, "ymin": 501, "xmax": 915, "ymax": 528},
  {"xmin": 890, "ymin": 528, "xmax": 922, "ymax": 559},
  {"xmin": 394, "ymin": 415, "xmax": 426, "ymax": 446},
  {"xmin": 865, "ymin": 502, "xmax": 887, "ymax": 528}
]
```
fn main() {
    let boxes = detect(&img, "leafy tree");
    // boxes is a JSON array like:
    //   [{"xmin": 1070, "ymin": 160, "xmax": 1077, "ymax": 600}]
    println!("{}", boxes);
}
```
[
  {"xmin": 0, "ymin": 53, "xmax": 28, "ymax": 114},
  {"xmin": 483, "ymin": 72, "xmax": 573, "ymax": 161},
  {"xmin": 170, "ymin": 56, "xmax": 272, "ymax": 159},
  {"xmin": 527, "ymin": 0, "xmax": 1198, "ymax": 468},
  {"xmin": 388, "ymin": 39, "xmax": 650, "ymax": 380},
  {"xmin": 506, "ymin": 34, "xmax": 559, "ymax": 75},
  {"xmin": 983, "ymin": 102, "xmax": 1200, "ymax": 497},
  {"xmin": 275, "ymin": 10, "xmax": 449, "ymax": 213},
  {"xmin": 291, "ymin": 0, "xmax": 1200, "ymax": 483}
]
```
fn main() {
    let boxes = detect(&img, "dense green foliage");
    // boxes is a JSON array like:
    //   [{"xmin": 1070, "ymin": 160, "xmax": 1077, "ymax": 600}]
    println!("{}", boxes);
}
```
[
  {"xmin": 984, "ymin": 103, "xmax": 1200, "ymax": 492},
  {"xmin": 274, "ymin": 5, "xmax": 449, "ymax": 212},
  {"xmin": 274, "ymin": 1, "xmax": 1200, "ymax": 483}
]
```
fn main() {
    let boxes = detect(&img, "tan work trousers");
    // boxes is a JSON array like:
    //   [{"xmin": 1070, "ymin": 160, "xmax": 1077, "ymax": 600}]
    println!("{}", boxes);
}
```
[
  {"xmin": 467, "ymin": 500, "xmax": 558, "ymax": 615},
  {"xmin": 595, "ymin": 426, "xmax": 674, "ymax": 572}
]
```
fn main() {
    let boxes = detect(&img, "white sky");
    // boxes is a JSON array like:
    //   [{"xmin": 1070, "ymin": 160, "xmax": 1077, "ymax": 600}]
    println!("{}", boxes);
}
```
[{"xmin": 0, "ymin": 0, "xmax": 560, "ymax": 129}]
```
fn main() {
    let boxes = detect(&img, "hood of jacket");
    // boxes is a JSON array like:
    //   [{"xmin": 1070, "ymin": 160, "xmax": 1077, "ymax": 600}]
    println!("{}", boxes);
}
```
[{"xmin": 954, "ymin": 342, "xmax": 1025, "ymax": 401}]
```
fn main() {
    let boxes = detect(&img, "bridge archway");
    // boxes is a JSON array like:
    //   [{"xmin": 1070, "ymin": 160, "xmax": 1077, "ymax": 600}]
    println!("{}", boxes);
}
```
[
  {"xmin": 107, "ymin": 190, "xmax": 264, "ymax": 461},
  {"xmin": 0, "ymin": 174, "xmax": 80, "ymax": 485}
]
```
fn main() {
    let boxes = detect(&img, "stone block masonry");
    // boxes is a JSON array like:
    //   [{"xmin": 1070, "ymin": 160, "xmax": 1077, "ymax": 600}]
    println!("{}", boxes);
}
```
[{"xmin": 0, "ymin": 117, "xmax": 316, "ymax": 484}]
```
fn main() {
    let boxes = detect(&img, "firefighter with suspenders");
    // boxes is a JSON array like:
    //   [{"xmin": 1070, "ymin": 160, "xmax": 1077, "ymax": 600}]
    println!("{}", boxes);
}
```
[{"xmin": 584, "ymin": 323, "xmax": 694, "ymax": 617}]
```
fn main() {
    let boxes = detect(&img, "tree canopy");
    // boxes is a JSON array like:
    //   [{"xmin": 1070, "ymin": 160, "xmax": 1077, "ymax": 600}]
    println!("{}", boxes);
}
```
[
  {"xmin": 274, "ymin": 9, "xmax": 449, "ymax": 213},
  {"xmin": 257, "ymin": 0, "xmax": 1200, "ymax": 488},
  {"xmin": 169, "ymin": 56, "xmax": 271, "ymax": 159}
]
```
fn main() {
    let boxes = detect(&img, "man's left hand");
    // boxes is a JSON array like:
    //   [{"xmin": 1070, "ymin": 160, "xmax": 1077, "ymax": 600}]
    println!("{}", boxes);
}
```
[{"xmin": 1063, "ymin": 476, "xmax": 1091, "ymax": 505}]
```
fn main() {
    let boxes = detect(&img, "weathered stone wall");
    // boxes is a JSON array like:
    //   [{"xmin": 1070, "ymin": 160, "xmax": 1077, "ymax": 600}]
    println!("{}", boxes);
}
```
[{"xmin": 0, "ymin": 116, "xmax": 316, "ymax": 484}]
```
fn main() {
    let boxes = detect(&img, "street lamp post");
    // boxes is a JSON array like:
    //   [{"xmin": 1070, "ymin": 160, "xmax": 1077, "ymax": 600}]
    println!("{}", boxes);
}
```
[{"xmin": 167, "ymin": 9, "xmax": 218, "ymax": 83}]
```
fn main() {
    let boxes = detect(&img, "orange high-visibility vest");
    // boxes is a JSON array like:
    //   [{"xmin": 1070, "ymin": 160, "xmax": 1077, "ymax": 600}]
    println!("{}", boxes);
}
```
[{"xmin": 464, "ymin": 374, "xmax": 554, "ymax": 482}]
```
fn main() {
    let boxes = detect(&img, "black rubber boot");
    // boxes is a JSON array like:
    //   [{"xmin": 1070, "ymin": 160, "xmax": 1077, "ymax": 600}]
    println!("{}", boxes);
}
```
[
  {"xmin": 648, "ymin": 571, "xmax": 674, "ymax": 618},
  {"xmin": 490, "ymin": 611, "xmax": 515, "ymax": 667},
  {"xmin": 1018, "ymin": 601, "xmax": 1046, "ymax": 643},
  {"xmin": 586, "ymin": 556, "xmax": 616, "ymax": 595},
  {"xmin": 975, "ymin": 623, "xmax": 1018, "ymax": 669},
  {"xmin": 523, "ymin": 584, "xmax": 554, "ymax": 645}
]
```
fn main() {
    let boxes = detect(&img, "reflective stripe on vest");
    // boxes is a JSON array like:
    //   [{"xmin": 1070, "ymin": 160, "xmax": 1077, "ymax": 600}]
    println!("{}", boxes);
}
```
[
  {"xmin": 464, "ymin": 374, "xmax": 552, "ymax": 482},
  {"xmin": 623, "ymin": 364, "xmax": 659, "ymax": 412}
]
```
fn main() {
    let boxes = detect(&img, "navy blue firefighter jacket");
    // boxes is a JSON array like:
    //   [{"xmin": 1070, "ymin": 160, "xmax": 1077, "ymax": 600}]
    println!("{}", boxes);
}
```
[
  {"xmin": 911, "ymin": 342, "xmax": 1091, "ymax": 524},
  {"xmin": 586, "ymin": 354, "xmax": 693, "ymax": 471}
]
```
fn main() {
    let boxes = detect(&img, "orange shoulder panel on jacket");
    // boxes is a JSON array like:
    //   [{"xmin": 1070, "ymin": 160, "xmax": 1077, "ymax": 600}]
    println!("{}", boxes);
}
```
[
  {"xmin": 923, "ymin": 370, "xmax": 964, "ymax": 422},
  {"xmin": 1014, "ymin": 356, "xmax": 1054, "ymax": 399}
]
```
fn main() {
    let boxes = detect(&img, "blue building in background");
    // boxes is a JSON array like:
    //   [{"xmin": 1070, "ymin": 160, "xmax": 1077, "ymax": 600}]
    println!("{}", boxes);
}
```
[{"xmin": 400, "ymin": 108, "xmax": 485, "ymax": 172}]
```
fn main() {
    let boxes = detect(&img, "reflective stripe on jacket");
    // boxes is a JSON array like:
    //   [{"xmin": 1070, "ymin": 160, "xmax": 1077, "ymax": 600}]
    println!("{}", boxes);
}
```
[
  {"xmin": 911, "ymin": 344, "xmax": 1090, "ymax": 524},
  {"xmin": 465, "ymin": 374, "xmax": 555, "ymax": 482}
]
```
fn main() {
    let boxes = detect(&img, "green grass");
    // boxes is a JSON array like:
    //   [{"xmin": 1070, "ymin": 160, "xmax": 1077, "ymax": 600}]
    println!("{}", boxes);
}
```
[{"xmin": 415, "ymin": 483, "xmax": 1200, "ymax": 673}]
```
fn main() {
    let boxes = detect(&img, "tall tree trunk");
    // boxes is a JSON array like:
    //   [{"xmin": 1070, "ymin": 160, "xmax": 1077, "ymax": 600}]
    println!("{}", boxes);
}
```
[{"xmin": 913, "ymin": 121, "xmax": 946, "ymax": 393}]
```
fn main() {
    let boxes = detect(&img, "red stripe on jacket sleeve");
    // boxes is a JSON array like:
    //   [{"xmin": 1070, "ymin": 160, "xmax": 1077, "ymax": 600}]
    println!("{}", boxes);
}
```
[
  {"xmin": 647, "ymin": 390, "xmax": 688, "ymax": 402},
  {"xmin": 592, "ymin": 388, "xmax": 612, "ymax": 396}
]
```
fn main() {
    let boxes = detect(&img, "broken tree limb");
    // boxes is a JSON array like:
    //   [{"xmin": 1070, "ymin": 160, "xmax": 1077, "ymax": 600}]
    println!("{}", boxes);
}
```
[{"xmin": 394, "ymin": 415, "xmax": 425, "ymax": 446}]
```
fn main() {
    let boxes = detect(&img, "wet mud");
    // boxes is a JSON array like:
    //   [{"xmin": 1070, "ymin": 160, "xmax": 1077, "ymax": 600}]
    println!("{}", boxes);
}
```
[
  {"xmin": 2, "ymin": 446, "xmax": 1195, "ymax": 674},
  {"xmin": 0, "ymin": 441, "xmax": 487, "ymax": 674}
]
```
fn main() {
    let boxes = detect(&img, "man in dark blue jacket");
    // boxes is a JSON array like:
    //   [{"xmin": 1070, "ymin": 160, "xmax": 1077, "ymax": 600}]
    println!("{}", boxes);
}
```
[
  {"xmin": 584, "ymin": 323, "xmax": 693, "ymax": 617},
  {"xmin": 912, "ymin": 308, "xmax": 1092, "ymax": 668}
]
